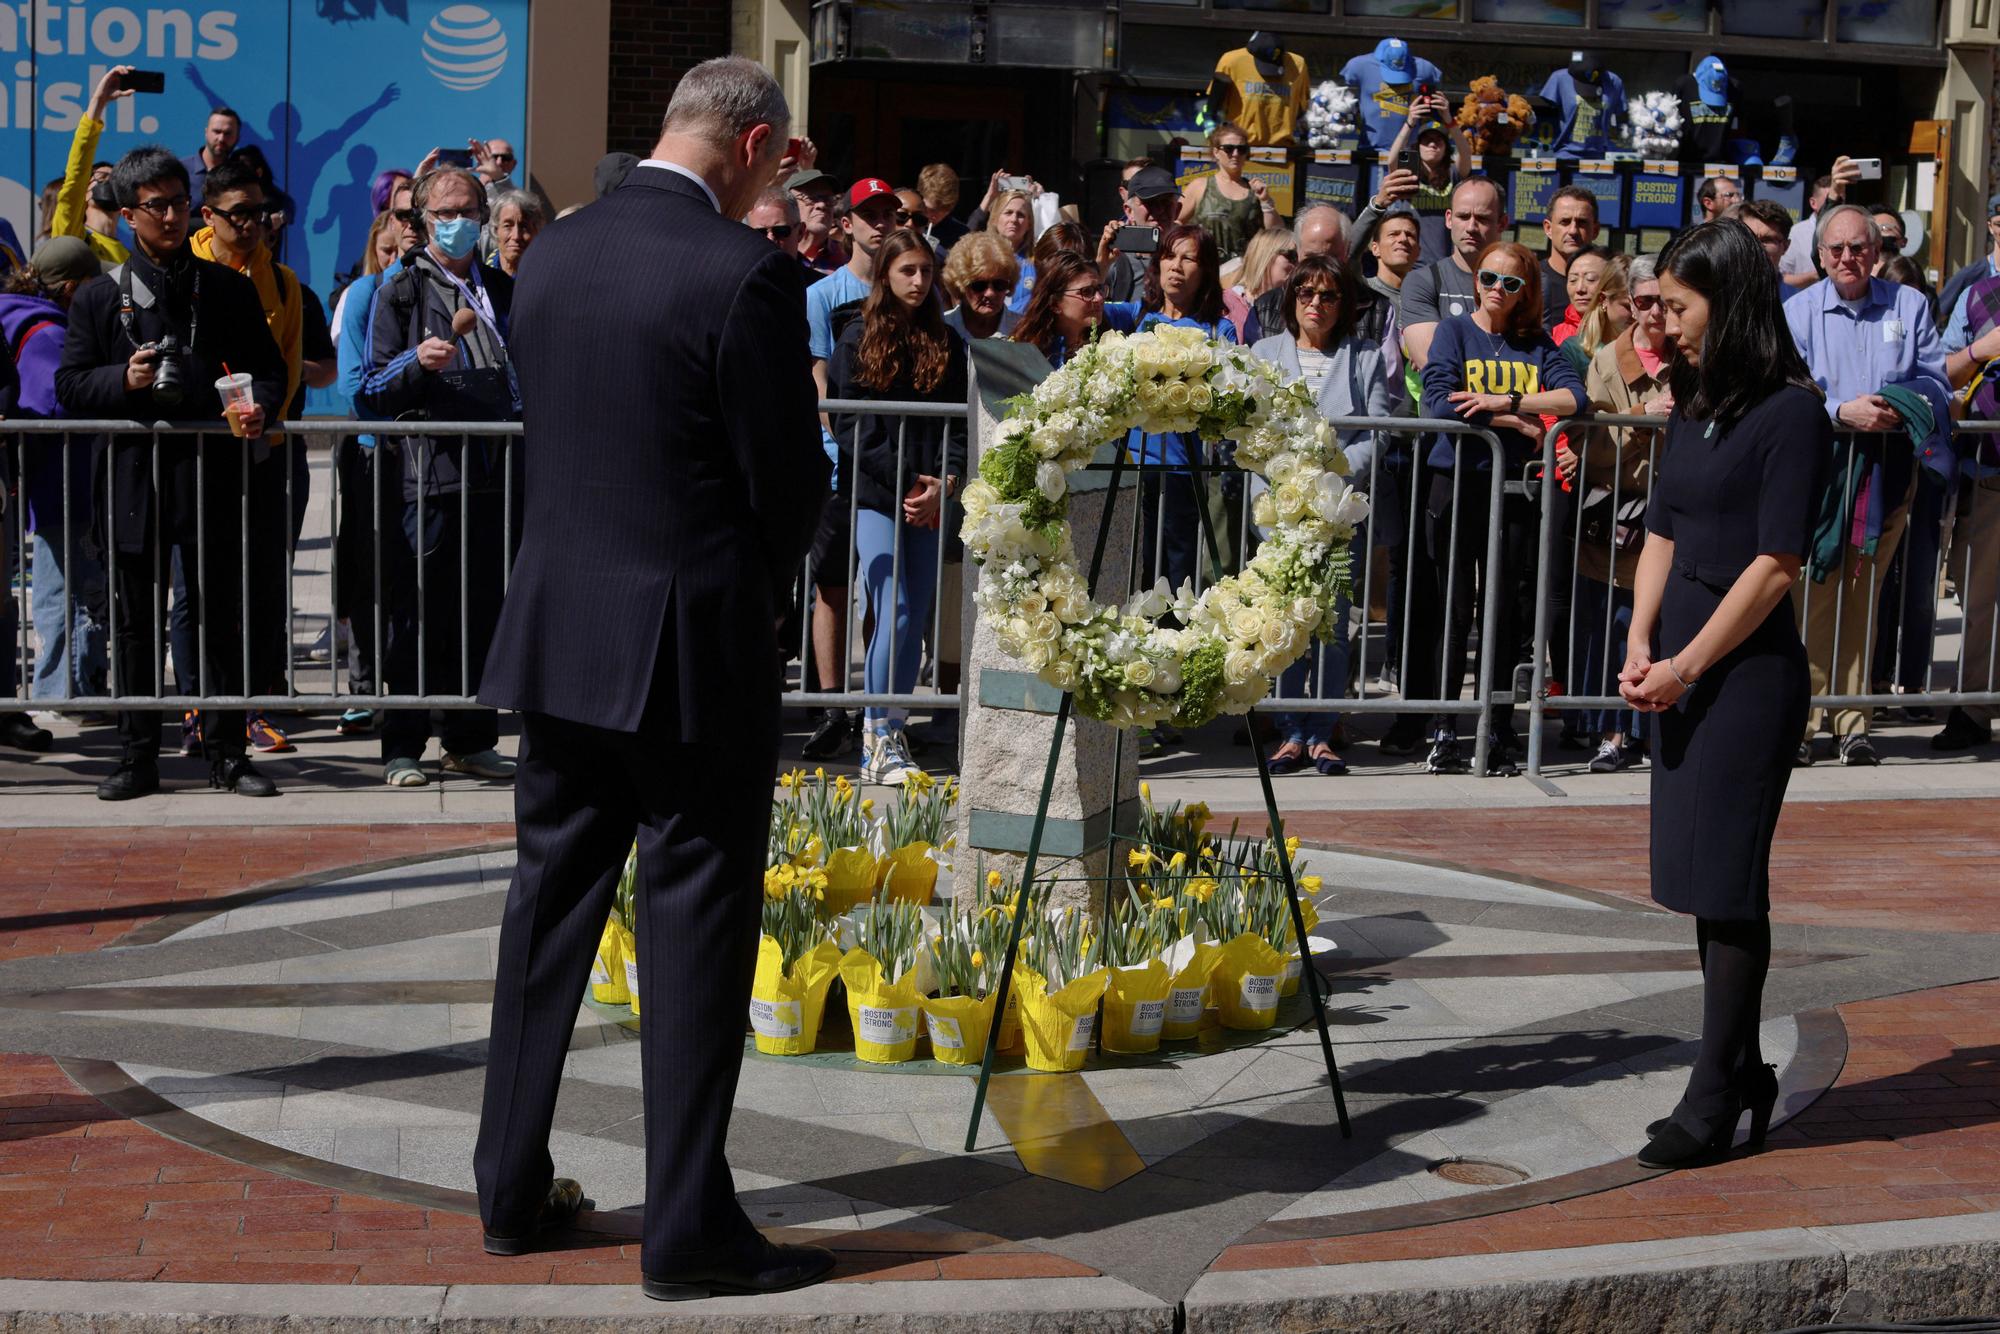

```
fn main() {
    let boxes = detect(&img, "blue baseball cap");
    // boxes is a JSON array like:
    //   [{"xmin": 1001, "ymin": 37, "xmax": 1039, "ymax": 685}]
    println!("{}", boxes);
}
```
[
  {"xmin": 1374, "ymin": 38, "xmax": 1413, "ymax": 83},
  {"xmin": 1694, "ymin": 55, "xmax": 1729, "ymax": 108}
]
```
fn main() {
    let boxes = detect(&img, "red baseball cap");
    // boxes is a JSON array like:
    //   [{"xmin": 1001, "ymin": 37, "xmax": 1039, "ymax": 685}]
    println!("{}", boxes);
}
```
[{"xmin": 848, "ymin": 178, "xmax": 895, "ymax": 207}]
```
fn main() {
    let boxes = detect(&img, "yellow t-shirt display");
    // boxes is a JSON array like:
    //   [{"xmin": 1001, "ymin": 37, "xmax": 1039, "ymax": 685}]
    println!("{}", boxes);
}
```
[{"xmin": 1212, "ymin": 48, "xmax": 1310, "ymax": 149}]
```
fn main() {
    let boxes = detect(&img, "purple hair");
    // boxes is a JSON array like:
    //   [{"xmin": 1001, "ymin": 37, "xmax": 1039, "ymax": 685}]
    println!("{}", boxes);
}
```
[{"xmin": 370, "ymin": 169, "xmax": 412, "ymax": 214}]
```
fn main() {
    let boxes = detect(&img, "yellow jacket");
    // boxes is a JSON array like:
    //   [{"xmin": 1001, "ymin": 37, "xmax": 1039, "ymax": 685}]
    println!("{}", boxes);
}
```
[
  {"xmin": 52, "ymin": 114, "xmax": 131, "ymax": 267},
  {"xmin": 190, "ymin": 225, "xmax": 302, "ymax": 442}
]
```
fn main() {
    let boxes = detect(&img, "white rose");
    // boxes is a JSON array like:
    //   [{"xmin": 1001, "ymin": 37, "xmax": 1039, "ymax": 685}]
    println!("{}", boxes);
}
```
[
  {"xmin": 1273, "ymin": 482, "xmax": 1307, "ymax": 522},
  {"xmin": 1036, "ymin": 460, "xmax": 1066, "ymax": 502},
  {"xmin": 1258, "ymin": 617, "xmax": 1290, "ymax": 651},
  {"xmin": 1224, "ymin": 648, "xmax": 1262, "ymax": 687},
  {"xmin": 1041, "ymin": 658, "xmax": 1080, "ymax": 690},
  {"xmin": 1290, "ymin": 596, "xmax": 1322, "ymax": 627},
  {"xmin": 1250, "ymin": 492, "xmax": 1277, "ymax": 528},
  {"xmin": 1228, "ymin": 608, "xmax": 1264, "ymax": 643},
  {"xmin": 1125, "ymin": 659, "xmax": 1157, "ymax": 689},
  {"xmin": 1265, "ymin": 452, "xmax": 1300, "ymax": 487},
  {"xmin": 1163, "ymin": 381, "xmax": 1192, "ymax": 413},
  {"xmin": 1189, "ymin": 383, "xmax": 1215, "ymax": 414},
  {"xmin": 1028, "ymin": 612, "xmax": 1061, "ymax": 644}
]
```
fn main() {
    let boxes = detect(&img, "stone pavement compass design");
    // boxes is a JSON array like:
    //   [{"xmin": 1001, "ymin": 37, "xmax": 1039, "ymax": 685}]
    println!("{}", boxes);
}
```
[{"xmin": 0, "ymin": 846, "xmax": 1897, "ymax": 1300}]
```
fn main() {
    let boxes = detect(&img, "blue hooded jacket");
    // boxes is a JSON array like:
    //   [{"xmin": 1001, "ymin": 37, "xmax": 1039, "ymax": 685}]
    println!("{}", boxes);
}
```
[{"xmin": 0, "ymin": 291, "xmax": 80, "ymax": 532}]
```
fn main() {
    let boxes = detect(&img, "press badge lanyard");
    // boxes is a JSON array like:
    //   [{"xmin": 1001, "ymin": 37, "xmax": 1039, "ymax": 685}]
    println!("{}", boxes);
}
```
[{"xmin": 436, "ymin": 261, "xmax": 504, "ymax": 352}]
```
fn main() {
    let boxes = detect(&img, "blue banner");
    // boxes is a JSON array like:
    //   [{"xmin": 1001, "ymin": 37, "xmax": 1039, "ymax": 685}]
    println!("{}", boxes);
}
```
[{"xmin": 2, "ymin": 2, "xmax": 528, "ymax": 299}]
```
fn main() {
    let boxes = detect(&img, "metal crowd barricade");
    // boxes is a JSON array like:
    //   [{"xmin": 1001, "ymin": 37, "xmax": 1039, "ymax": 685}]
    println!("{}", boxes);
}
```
[
  {"xmin": 1526, "ymin": 415, "xmax": 2000, "ymax": 779},
  {"xmin": 2, "ymin": 419, "xmax": 521, "ymax": 715}
]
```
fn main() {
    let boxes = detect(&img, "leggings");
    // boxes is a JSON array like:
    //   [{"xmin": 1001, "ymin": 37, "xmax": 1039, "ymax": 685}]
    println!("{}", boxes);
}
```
[
  {"xmin": 855, "ymin": 507, "xmax": 939, "ymax": 725},
  {"xmin": 1678, "ymin": 915, "xmax": 1772, "ymax": 1124}
]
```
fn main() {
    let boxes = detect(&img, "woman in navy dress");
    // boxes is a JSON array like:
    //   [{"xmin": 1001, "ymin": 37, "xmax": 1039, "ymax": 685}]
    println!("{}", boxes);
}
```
[{"xmin": 1619, "ymin": 221, "xmax": 1830, "ymax": 1169}]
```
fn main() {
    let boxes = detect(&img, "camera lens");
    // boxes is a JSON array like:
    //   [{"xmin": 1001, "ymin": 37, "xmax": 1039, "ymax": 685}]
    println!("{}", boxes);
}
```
[{"xmin": 150, "ymin": 336, "xmax": 185, "ymax": 408}]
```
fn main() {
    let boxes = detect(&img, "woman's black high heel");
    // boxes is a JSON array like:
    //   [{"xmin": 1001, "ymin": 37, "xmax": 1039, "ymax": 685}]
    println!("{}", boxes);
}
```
[{"xmin": 1639, "ymin": 1063, "xmax": 1779, "ymax": 1168}]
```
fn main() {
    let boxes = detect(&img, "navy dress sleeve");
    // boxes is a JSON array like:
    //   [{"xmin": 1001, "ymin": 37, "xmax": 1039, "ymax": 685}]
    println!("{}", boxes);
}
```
[
  {"xmin": 1755, "ymin": 387, "xmax": 1832, "ymax": 559},
  {"xmin": 1644, "ymin": 415, "xmax": 1679, "ymax": 540}
]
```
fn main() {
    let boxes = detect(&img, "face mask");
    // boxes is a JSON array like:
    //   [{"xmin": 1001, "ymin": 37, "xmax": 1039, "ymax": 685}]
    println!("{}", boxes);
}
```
[{"xmin": 430, "ymin": 216, "xmax": 481, "ymax": 260}]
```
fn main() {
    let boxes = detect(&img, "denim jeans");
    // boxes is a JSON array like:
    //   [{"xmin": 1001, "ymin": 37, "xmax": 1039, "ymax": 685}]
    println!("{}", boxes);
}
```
[
  {"xmin": 855, "ymin": 507, "xmax": 939, "ymax": 725},
  {"xmin": 29, "ymin": 526, "xmax": 108, "ymax": 699},
  {"xmin": 1570, "ymin": 576, "xmax": 1648, "ymax": 743},
  {"xmin": 1273, "ymin": 592, "xmax": 1352, "ymax": 748}
]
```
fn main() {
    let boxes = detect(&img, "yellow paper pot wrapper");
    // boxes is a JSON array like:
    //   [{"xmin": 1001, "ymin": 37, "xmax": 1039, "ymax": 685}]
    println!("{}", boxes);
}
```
[
  {"xmin": 920, "ymin": 992, "xmax": 996, "ymax": 1066},
  {"xmin": 821, "ymin": 847, "xmax": 881, "ymax": 917},
  {"xmin": 996, "ymin": 980, "xmax": 1024, "ymax": 1052},
  {"xmin": 1018, "ymin": 967, "xmax": 1111, "ymax": 1072},
  {"xmin": 1102, "ymin": 960, "xmax": 1172, "ymax": 1054},
  {"xmin": 590, "ymin": 917, "xmax": 629, "ymax": 1006},
  {"xmin": 749, "ymin": 938, "xmax": 841, "ymax": 1056},
  {"xmin": 615, "ymin": 921, "xmax": 641, "ymax": 1017},
  {"xmin": 877, "ymin": 843, "xmax": 939, "ymax": 905},
  {"xmin": 838, "ymin": 948, "xmax": 923, "ymax": 1063},
  {"xmin": 1162, "ymin": 939, "xmax": 1223, "ymax": 1041},
  {"xmin": 1214, "ymin": 933, "xmax": 1287, "ymax": 1030}
]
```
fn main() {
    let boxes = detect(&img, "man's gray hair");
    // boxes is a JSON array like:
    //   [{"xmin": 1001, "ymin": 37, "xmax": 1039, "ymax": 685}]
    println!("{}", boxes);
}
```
[
  {"xmin": 748, "ymin": 188, "xmax": 799, "ymax": 224},
  {"xmin": 489, "ymin": 188, "xmax": 545, "ymax": 230},
  {"xmin": 1628, "ymin": 254, "xmax": 1658, "ymax": 284},
  {"xmin": 1295, "ymin": 202, "xmax": 1349, "ymax": 251},
  {"xmin": 1815, "ymin": 202, "xmax": 1881, "ymax": 253},
  {"xmin": 661, "ymin": 56, "xmax": 789, "ymax": 147},
  {"xmin": 412, "ymin": 166, "xmax": 488, "ymax": 223}
]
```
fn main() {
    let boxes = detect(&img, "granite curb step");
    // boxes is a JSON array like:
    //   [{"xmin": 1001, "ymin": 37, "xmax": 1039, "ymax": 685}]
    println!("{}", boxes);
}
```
[
  {"xmin": 3, "ymin": 1213, "xmax": 1995, "ymax": 1332},
  {"xmin": 1186, "ymin": 1211, "xmax": 2000, "ymax": 1333}
]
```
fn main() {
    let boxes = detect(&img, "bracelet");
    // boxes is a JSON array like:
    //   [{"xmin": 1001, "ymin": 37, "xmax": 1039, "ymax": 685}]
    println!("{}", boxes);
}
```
[{"xmin": 1667, "ymin": 657, "xmax": 1695, "ymax": 689}]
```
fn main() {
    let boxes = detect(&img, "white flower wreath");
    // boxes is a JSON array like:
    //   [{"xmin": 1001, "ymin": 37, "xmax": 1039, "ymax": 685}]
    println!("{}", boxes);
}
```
[{"xmin": 960, "ymin": 324, "xmax": 1370, "ymax": 731}]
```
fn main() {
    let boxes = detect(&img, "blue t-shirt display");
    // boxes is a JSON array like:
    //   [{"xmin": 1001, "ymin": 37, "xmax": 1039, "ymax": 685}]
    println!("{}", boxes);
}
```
[
  {"xmin": 1341, "ymin": 52, "xmax": 1444, "ymax": 152},
  {"xmin": 1539, "ymin": 69, "xmax": 1627, "ymax": 159}
]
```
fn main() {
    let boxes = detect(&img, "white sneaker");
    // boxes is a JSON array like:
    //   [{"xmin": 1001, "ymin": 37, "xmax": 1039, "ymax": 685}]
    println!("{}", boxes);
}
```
[
  {"xmin": 308, "ymin": 620, "xmax": 353, "ymax": 664},
  {"xmin": 861, "ymin": 727, "xmax": 918, "ymax": 786}
]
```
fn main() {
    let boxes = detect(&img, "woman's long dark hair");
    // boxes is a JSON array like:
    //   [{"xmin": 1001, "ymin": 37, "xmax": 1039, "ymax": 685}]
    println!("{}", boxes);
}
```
[
  {"xmin": 1278, "ymin": 253, "xmax": 1359, "ymax": 347},
  {"xmin": 1659, "ymin": 220, "xmax": 1821, "ymax": 426},
  {"xmin": 1144, "ymin": 223, "xmax": 1224, "ymax": 327},
  {"xmin": 855, "ymin": 229, "xmax": 951, "ymax": 394},
  {"xmin": 1010, "ymin": 249, "xmax": 1102, "ymax": 363}
]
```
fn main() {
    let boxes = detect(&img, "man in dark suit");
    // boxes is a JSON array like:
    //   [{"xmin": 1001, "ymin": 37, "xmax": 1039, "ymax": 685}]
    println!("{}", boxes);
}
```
[{"xmin": 472, "ymin": 56, "xmax": 834, "ymax": 1301}]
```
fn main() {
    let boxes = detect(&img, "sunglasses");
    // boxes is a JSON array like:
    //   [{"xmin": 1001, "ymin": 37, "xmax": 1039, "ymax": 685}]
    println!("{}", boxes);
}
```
[
  {"xmin": 393, "ymin": 207, "xmax": 420, "ymax": 224},
  {"xmin": 1214, "ymin": 143, "xmax": 1249, "ymax": 156},
  {"xmin": 893, "ymin": 210, "xmax": 920, "ymax": 224},
  {"xmin": 211, "ymin": 204, "xmax": 274, "ymax": 227},
  {"xmin": 756, "ymin": 223, "xmax": 793, "ymax": 239},
  {"xmin": 1064, "ymin": 283, "xmax": 1106, "ymax": 300},
  {"xmin": 1477, "ymin": 269, "xmax": 1525, "ymax": 293},
  {"xmin": 1631, "ymin": 294, "xmax": 1661, "ymax": 312},
  {"xmin": 965, "ymin": 278, "xmax": 1015, "ymax": 297},
  {"xmin": 1295, "ymin": 288, "xmax": 1341, "ymax": 307},
  {"xmin": 1822, "ymin": 242, "xmax": 1875, "ymax": 258}
]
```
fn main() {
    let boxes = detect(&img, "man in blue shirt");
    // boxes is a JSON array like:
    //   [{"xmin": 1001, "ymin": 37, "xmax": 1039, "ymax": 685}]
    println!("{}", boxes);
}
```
[
  {"xmin": 1930, "ymin": 245, "xmax": 2000, "ymax": 753},
  {"xmin": 1785, "ymin": 203, "xmax": 1951, "ymax": 766},
  {"xmin": 1342, "ymin": 38, "xmax": 1442, "ymax": 154},
  {"xmin": 179, "ymin": 107, "xmax": 240, "ymax": 204}
]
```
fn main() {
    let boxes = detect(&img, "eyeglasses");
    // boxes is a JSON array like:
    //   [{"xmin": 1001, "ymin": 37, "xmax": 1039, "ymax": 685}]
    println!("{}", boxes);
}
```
[
  {"xmin": 965, "ymin": 278, "xmax": 1015, "ymax": 297},
  {"xmin": 1063, "ymin": 283, "xmax": 1106, "ymax": 300},
  {"xmin": 1822, "ymin": 241, "xmax": 1876, "ymax": 258},
  {"xmin": 1295, "ymin": 288, "xmax": 1340, "ymax": 307},
  {"xmin": 132, "ymin": 194, "xmax": 192, "ymax": 219},
  {"xmin": 1631, "ymin": 294, "xmax": 1661, "ymax": 312},
  {"xmin": 1476, "ymin": 269, "xmax": 1525, "ymax": 293},
  {"xmin": 1214, "ymin": 143, "xmax": 1249, "ymax": 156},
  {"xmin": 756, "ymin": 223, "xmax": 793, "ymax": 239}
]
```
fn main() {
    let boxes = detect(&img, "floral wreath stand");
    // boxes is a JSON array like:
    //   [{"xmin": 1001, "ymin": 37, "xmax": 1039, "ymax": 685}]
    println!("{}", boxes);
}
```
[{"xmin": 958, "ymin": 333, "xmax": 1358, "ymax": 1152}]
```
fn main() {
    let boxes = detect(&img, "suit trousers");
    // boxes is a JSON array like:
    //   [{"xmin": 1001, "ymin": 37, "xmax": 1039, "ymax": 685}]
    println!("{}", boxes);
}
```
[
  {"xmin": 474, "ymin": 710, "xmax": 770, "ymax": 1272},
  {"xmin": 1947, "ymin": 474, "xmax": 2000, "ymax": 723},
  {"xmin": 1796, "ymin": 482, "xmax": 1913, "ymax": 743}
]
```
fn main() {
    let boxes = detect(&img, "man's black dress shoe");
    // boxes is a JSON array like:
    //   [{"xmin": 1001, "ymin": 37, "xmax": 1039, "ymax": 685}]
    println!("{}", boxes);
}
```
[
  {"xmin": 96, "ymin": 760, "xmax": 161, "ymax": 802},
  {"xmin": 482, "ymin": 1178, "xmax": 589, "ymax": 1256},
  {"xmin": 642, "ymin": 1240, "xmax": 837, "ymax": 1301},
  {"xmin": 0, "ymin": 715, "xmax": 52, "ymax": 752},
  {"xmin": 212, "ymin": 757, "xmax": 278, "ymax": 798}
]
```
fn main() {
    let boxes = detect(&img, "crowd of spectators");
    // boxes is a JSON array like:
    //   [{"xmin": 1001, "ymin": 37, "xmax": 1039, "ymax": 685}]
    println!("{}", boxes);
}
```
[{"xmin": 3, "ymin": 77, "xmax": 1998, "ymax": 793}]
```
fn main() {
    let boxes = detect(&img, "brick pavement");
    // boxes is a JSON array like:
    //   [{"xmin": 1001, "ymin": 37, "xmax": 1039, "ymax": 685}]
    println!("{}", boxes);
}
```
[{"xmin": 0, "ymin": 806, "xmax": 1993, "ymax": 1286}]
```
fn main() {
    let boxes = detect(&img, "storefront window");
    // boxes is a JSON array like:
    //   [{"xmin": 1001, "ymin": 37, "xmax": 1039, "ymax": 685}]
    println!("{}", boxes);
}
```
[
  {"xmin": 1719, "ymin": 0, "xmax": 1824, "ymax": 39},
  {"xmin": 1597, "ymin": 0, "xmax": 1707, "ymax": 29},
  {"xmin": 1346, "ymin": 0, "xmax": 1460, "ymax": 17},
  {"xmin": 1470, "ymin": 0, "xmax": 1584, "ymax": 23},
  {"xmin": 1836, "ymin": 0, "xmax": 1936, "ymax": 45},
  {"xmin": 1214, "ymin": 0, "xmax": 1332, "ymax": 13}
]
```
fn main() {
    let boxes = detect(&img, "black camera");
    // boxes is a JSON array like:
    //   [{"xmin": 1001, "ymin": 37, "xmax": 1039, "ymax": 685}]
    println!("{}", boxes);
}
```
[{"xmin": 147, "ymin": 336, "xmax": 190, "ymax": 408}]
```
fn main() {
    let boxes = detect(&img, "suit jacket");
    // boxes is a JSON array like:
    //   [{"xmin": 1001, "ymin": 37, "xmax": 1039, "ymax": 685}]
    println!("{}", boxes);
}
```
[
  {"xmin": 54, "ymin": 245, "xmax": 287, "ymax": 554},
  {"xmin": 480, "ymin": 166, "xmax": 829, "ymax": 739}
]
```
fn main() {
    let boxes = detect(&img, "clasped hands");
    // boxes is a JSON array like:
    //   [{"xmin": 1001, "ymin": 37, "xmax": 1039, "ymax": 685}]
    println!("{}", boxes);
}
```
[{"xmin": 1618, "ymin": 645, "xmax": 1687, "ymax": 713}]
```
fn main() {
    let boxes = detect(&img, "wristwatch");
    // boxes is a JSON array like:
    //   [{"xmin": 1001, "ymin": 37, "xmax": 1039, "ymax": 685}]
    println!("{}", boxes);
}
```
[{"xmin": 1507, "ymin": 391, "xmax": 1523, "ymax": 413}]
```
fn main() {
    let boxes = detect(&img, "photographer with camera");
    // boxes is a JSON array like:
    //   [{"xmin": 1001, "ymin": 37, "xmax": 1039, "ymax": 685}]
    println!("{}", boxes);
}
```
[
  {"xmin": 356, "ymin": 165, "xmax": 521, "ymax": 789},
  {"xmin": 1097, "ymin": 165, "xmax": 1180, "ymax": 304},
  {"xmin": 56, "ymin": 146, "xmax": 288, "ymax": 801}
]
